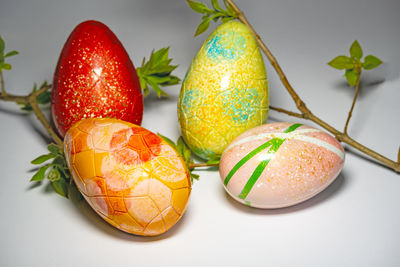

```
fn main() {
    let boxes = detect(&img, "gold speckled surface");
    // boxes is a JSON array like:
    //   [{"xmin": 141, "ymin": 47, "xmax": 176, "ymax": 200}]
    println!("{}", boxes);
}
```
[{"xmin": 178, "ymin": 21, "xmax": 268, "ymax": 160}]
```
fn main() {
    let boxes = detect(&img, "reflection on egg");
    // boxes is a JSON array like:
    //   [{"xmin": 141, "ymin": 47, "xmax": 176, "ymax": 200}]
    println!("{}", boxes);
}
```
[
  {"xmin": 219, "ymin": 122, "xmax": 345, "ymax": 208},
  {"xmin": 178, "ymin": 20, "xmax": 268, "ymax": 160},
  {"xmin": 52, "ymin": 20, "xmax": 143, "ymax": 137},
  {"xmin": 64, "ymin": 118, "xmax": 191, "ymax": 236}
]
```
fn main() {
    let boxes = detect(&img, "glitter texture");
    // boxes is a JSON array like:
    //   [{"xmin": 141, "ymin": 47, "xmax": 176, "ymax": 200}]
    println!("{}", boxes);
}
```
[
  {"xmin": 52, "ymin": 20, "xmax": 143, "ymax": 137},
  {"xmin": 178, "ymin": 21, "xmax": 268, "ymax": 160},
  {"xmin": 65, "ymin": 118, "xmax": 191, "ymax": 236}
]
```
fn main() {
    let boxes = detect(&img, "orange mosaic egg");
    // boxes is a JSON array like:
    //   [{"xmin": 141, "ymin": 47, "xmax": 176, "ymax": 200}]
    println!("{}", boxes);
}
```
[{"xmin": 64, "ymin": 118, "xmax": 191, "ymax": 236}]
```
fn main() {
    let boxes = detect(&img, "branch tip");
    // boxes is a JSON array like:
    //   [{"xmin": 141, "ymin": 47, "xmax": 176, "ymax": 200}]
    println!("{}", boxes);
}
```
[{"xmin": 226, "ymin": 0, "xmax": 399, "ymax": 173}]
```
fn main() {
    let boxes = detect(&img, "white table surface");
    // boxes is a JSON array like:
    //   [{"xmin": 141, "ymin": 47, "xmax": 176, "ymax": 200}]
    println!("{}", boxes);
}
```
[{"xmin": 1, "ymin": 0, "xmax": 399, "ymax": 266}]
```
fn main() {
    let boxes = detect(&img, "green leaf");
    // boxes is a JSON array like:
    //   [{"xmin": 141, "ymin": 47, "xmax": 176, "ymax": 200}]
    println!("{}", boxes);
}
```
[
  {"xmin": 161, "ymin": 75, "xmax": 180, "ymax": 86},
  {"xmin": 211, "ymin": 0, "xmax": 224, "ymax": 12},
  {"xmin": 0, "ymin": 62, "xmax": 12, "ymax": 70},
  {"xmin": 157, "ymin": 133, "xmax": 177, "ymax": 149},
  {"xmin": 138, "ymin": 76, "xmax": 147, "ymax": 92},
  {"xmin": 4, "ymin": 50, "xmax": 18, "ymax": 58},
  {"xmin": 147, "ymin": 75, "xmax": 171, "ymax": 85},
  {"xmin": 39, "ymin": 80, "xmax": 48, "ymax": 89},
  {"xmin": 221, "ymin": 16, "xmax": 235, "ymax": 23},
  {"xmin": 176, "ymin": 137, "xmax": 191, "ymax": 163},
  {"xmin": 177, "ymin": 137, "xmax": 186, "ymax": 159},
  {"xmin": 20, "ymin": 103, "xmax": 33, "ymax": 111},
  {"xmin": 0, "ymin": 35, "xmax": 5, "ymax": 53},
  {"xmin": 190, "ymin": 172, "xmax": 200, "ymax": 183},
  {"xmin": 51, "ymin": 179, "xmax": 68, "ymax": 198},
  {"xmin": 207, "ymin": 154, "xmax": 221, "ymax": 165},
  {"xmin": 151, "ymin": 47, "xmax": 170, "ymax": 66},
  {"xmin": 350, "ymin": 40, "xmax": 363, "ymax": 60},
  {"xmin": 68, "ymin": 182, "xmax": 83, "ymax": 201},
  {"xmin": 224, "ymin": 0, "xmax": 237, "ymax": 16},
  {"xmin": 31, "ymin": 153, "xmax": 55, "ymax": 165},
  {"xmin": 56, "ymin": 165, "xmax": 70, "ymax": 180},
  {"xmin": 146, "ymin": 77, "xmax": 168, "ymax": 97},
  {"xmin": 188, "ymin": 0, "xmax": 237, "ymax": 36},
  {"xmin": 137, "ymin": 47, "xmax": 180, "ymax": 97},
  {"xmin": 36, "ymin": 90, "xmax": 51, "ymax": 104},
  {"xmin": 187, "ymin": 0, "xmax": 213, "ymax": 14},
  {"xmin": 183, "ymin": 146, "xmax": 191, "ymax": 163},
  {"xmin": 52, "ymin": 156, "xmax": 65, "ymax": 167},
  {"xmin": 345, "ymin": 69, "xmax": 358, "ymax": 87},
  {"xmin": 195, "ymin": 16, "xmax": 212, "ymax": 36},
  {"xmin": 47, "ymin": 167, "xmax": 61, "ymax": 182},
  {"xmin": 31, "ymin": 165, "xmax": 50, "ymax": 182},
  {"xmin": 327, "ymin": 56, "xmax": 353, "ymax": 70},
  {"xmin": 47, "ymin": 143, "xmax": 61, "ymax": 155},
  {"xmin": 148, "ymin": 63, "xmax": 177, "ymax": 75},
  {"xmin": 363, "ymin": 55, "xmax": 383, "ymax": 70}
]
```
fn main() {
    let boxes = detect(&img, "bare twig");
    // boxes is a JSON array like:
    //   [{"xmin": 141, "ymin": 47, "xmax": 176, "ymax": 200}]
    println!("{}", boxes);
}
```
[
  {"xmin": 0, "ymin": 77, "xmax": 63, "ymax": 147},
  {"xmin": 269, "ymin": 106, "xmax": 305, "ymax": 119},
  {"xmin": 0, "ymin": 72, "xmax": 6, "ymax": 96},
  {"xmin": 344, "ymin": 66, "xmax": 361, "ymax": 135},
  {"xmin": 188, "ymin": 162, "xmax": 219, "ymax": 169},
  {"xmin": 226, "ymin": 0, "xmax": 400, "ymax": 173}
]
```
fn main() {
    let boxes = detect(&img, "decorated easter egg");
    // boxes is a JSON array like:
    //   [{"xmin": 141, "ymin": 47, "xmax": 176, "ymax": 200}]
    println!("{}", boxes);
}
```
[
  {"xmin": 52, "ymin": 20, "xmax": 143, "ymax": 137},
  {"xmin": 64, "ymin": 118, "xmax": 191, "ymax": 236},
  {"xmin": 178, "ymin": 20, "xmax": 268, "ymax": 160},
  {"xmin": 219, "ymin": 122, "xmax": 345, "ymax": 208}
]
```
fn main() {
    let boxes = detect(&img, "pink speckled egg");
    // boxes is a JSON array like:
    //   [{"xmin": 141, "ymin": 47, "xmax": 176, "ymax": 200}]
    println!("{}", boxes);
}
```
[{"xmin": 219, "ymin": 122, "xmax": 345, "ymax": 208}]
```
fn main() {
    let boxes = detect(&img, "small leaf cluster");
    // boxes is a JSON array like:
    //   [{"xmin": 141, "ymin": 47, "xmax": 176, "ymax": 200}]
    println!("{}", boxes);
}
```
[
  {"xmin": 19, "ymin": 81, "xmax": 51, "ymax": 111},
  {"xmin": 328, "ymin": 40, "xmax": 382, "ymax": 87},
  {"xmin": 136, "ymin": 47, "xmax": 180, "ymax": 98},
  {"xmin": 30, "ymin": 143, "xmax": 79, "ymax": 198},
  {"xmin": 206, "ymin": 154, "xmax": 221, "ymax": 165},
  {"xmin": 158, "ymin": 134, "xmax": 200, "ymax": 183},
  {"xmin": 187, "ymin": 0, "xmax": 238, "ymax": 36},
  {"xmin": 0, "ymin": 35, "xmax": 19, "ymax": 73}
]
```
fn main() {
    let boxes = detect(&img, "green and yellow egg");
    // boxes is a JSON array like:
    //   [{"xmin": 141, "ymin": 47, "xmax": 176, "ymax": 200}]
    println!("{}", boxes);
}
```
[{"xmin": 178, "ymin": 20, "xmax": 268, "ymax": 160}]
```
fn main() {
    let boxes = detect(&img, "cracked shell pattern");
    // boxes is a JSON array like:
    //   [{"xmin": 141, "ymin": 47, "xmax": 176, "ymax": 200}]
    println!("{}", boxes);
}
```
[
  {"xmin": 52, "ymin": 20, "xmax": 143, "ymax": 137},
  {"xmin": 64, "ymin": 118, "xmax": 191, "ymax": 236},
  {"xmin": 178, "ymin": 21, "xmax": 268, "ymax": 160}
]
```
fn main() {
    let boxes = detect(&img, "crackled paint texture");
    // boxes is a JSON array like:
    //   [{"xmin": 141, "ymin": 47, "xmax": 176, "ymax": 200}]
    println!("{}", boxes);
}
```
[
  {"xmin": 219, "ymin": 122, "xmax": 345, "ymax": 209},
  {"xmin": 64, "ymin": 118, "xmax": 191, "ymax": 236},
  {"xmin": 178, "ymin": 21, "xmax": 268, "ymax": 160}
]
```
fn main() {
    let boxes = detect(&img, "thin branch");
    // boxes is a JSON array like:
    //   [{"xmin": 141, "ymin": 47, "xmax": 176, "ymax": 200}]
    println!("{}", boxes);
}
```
[
  {"xmin": 29, "ymin": 89, "xmax": 63, "ymax": 147},
  {"xmin": 188, "ymin": 162, "xmax": 219, "ymax": 169},
  {"xmin": 344, "ymin": 67, "xmax": 361, "ymax": 135},
  {"xmin": 269, "ymin": 106, "xmax": 305, "ymax": 119},
  {"xmin": 0, "ymin": 72, "xmax": 6, "ymax": 96},
  {"xmin": 226, "ymin": 0, "xmax": 400, "ymax": 173},
  {"xmin": 0, "ymin": 81, "xmax": 63, "ymax": 147}
]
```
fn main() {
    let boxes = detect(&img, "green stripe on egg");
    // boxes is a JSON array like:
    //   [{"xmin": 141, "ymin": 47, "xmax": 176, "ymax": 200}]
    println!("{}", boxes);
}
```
[{"xmin": 224, "ymin": 123, "xmax": 303, "ymax": 202}]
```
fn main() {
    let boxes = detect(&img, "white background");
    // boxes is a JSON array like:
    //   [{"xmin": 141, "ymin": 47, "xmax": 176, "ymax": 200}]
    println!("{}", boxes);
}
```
[{"xmin": 1, "ymin": 0, "xmax": 399, "ymax": 266}]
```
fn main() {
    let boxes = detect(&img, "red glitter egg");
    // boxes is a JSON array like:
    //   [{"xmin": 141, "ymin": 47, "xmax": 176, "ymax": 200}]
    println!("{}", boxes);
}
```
[{"xmin": 51, "ymin": 20, "xmax": 143, "ymax": 137}]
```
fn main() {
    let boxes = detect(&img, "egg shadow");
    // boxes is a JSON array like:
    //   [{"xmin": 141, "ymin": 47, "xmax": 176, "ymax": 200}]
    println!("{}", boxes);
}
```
[
  {"xmin": 222, "ymin": 170, "xmax": 347, "ymax": 215},
  {"xmin": 66, "ymin": 192, "xmax": 191, "ymax": 242},
  {"xmin": 142, "ymin": 86, "xmax": 180, "ymax": 110}
]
